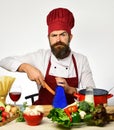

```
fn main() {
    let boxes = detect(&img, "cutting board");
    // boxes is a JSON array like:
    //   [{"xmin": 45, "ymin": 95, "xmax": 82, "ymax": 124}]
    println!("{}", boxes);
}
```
[
  {"xmin": 42, "ymin": 105, "xmax": 53, "ymax": 116},
  {"xmin": 105, "ymin": 105, "xmax": 114, "ymax": 113},
  {"xmin": 0, "ymin": 114, "xmax": 19, "ymax": 127},
  {"xmin": 30, "ymin": 105, "xmax": 53, "ymax": 117}
]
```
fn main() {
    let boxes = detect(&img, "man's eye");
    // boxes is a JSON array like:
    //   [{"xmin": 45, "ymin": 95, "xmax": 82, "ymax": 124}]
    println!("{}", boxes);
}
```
[
  {"xmin": 60, "ymin": 33, "xmax": 67, "ymax": 36},
  {"xmin": 61, "ymin": 33, "xmax": 66, "ymax": 36},
  {"xmin": 51, "ymin": 34, "xmax": 57, "ymax": 37}
]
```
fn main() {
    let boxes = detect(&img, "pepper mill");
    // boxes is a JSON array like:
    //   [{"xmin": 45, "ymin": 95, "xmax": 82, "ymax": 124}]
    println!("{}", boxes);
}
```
[{"xmin": 52, "ymin": 85, "xmax": 68, "ymax": 108}]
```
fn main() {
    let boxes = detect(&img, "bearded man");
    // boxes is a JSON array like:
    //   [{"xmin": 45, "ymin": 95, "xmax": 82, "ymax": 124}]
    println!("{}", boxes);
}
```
[{"xmin": 0, "ymin": 8, "xmax": 95, "ymax": 105}]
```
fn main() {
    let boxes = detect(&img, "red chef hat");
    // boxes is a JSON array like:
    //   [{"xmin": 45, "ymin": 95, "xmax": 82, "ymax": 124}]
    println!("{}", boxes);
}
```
[{"xmin": 47, "ymin": 8, "xmax": 75, "ymax": 35}]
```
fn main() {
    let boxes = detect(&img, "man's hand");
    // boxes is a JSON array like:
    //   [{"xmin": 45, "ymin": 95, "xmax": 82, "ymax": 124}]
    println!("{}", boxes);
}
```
[
  {"xmin": 55, "ymin": 77, "xmax": 77, "ymax": 94},
  {"xmin": 17, "ymin": 63, "xmax": 45, "ymax": 86}
]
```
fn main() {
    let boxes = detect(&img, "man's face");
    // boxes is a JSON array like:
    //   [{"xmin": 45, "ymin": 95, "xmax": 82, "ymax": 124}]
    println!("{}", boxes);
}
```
[{"xmin": 49, "ymin": 30, "xmax": 72, "ymax": 59}]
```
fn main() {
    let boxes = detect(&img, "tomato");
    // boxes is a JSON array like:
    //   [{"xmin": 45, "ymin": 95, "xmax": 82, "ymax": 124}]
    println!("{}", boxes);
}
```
[
  {"xmin": 1, "ymin": 116, "xmax": 6, "ymax": 122},
  {"xmin": 0, "ymin": 106, "xmax": 5, "ymax": 112},
  {"xmin": 2, "ymin": 111, "xmax": 10, "ymax": 119},
  {"xmin": 67, "ymin": 106, "xmax": 78, "ymax": 113}
]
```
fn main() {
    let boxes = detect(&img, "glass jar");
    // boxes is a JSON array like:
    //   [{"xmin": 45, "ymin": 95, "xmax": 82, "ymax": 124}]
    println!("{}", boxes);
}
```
[{"xmin": 84, "ymin": 86, "xmax": 94, "ymax": 104}]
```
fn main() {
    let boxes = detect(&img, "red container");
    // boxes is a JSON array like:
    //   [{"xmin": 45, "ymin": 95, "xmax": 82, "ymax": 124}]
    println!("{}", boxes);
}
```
[
  {"xmin": 23, "ymin": 113, "xmax": 43, "ymax": 126},
  {"xmin": 73, "ymin": 88, "xmax": 113, "ymax": 106}
]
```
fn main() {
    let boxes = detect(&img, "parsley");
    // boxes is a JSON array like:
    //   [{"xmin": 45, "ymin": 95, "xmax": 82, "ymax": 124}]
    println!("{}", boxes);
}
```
[{"xmin": 16, "ymin": 102, "xmax": 28, "ymax": 122}]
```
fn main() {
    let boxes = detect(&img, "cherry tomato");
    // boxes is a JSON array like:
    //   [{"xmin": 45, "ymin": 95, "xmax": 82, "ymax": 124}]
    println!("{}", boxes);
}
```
[
  {"xmin": 2, "ymin": 111, "xmax": 10, "ymax": 119},
  {"xmin": 1, "ymin": 117, "xmax": 6, "ymax": 122},
  {"xmin": 0, "ymin": 106, "xmax": 5, "ymax": 112}
]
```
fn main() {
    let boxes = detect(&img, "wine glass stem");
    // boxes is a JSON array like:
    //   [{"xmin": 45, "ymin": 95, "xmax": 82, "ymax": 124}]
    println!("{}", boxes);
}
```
[{"xmin": 14, "ymin": 101, "xmax": 16, "ymax": 106}]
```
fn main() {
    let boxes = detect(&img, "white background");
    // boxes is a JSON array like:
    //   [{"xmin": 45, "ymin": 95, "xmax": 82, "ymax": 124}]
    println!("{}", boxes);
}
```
[{"xmin": 0, "ymin": 0, "xmax": 114, "ymax": 105}]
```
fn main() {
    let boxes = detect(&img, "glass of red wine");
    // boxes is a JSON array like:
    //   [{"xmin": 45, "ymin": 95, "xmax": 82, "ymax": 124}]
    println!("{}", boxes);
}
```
[{"xmin": 9, "ymin": 85, "xmax": 21, "ymax": 106}]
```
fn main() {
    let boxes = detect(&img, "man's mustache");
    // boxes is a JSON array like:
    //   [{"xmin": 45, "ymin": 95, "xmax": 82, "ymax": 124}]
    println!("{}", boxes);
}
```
[{"xmin": 53, "ymin": 42, "xmax": 66, "ymax": 47}]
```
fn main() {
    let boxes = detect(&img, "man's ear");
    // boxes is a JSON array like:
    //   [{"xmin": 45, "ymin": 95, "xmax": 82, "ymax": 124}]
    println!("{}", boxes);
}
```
[{"xmin": 70, "ymin": 34, "xmax": 73, "ymax": 40}]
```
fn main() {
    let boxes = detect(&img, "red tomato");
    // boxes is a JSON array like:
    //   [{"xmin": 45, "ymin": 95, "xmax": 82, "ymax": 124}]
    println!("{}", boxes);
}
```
[
  {"xmin": 0, "ymin": 106, "xmax": 5, "ymax": 112},
  {"xmin": 1, "ymin": 117, "xmax": 6, "ymax": 122},
  {"xmin": 2, "ymin": 111, "xmax": 10, "ymax": 119}
]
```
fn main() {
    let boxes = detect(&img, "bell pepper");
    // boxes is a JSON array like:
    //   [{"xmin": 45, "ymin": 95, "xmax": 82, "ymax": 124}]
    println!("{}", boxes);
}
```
[
  {"xmin": 71, "ymin": 112, "xmax": 81, "ymax": 123},
  {"xmin": 64, "ymin": 108, "xmax": 72, "ymax": 122},
  {"xmin": 64, "ymin": 105, "xmax": 78, "ymax": 122},
  {"xmin": 67, "ymin": 106, "xmax": 78, "ymax": 113}
]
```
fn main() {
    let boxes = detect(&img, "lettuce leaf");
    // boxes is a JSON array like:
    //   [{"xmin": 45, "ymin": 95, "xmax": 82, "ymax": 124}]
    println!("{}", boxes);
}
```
[{"xmin": 47, "ymin": 108, "xmax": 72, "ymax": 128}]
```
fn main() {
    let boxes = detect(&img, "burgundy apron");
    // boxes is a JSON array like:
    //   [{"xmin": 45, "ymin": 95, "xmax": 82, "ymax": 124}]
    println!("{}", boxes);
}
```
[{"xmin": 33, "ymin": 55, "xmax": 78, "ymax": 105}]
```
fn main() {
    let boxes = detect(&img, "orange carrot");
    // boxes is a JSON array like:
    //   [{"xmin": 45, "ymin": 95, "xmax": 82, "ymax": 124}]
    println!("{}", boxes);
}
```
[{"xmin": 43, "ymin": 82, "xmax": 55, "ymax": 95}]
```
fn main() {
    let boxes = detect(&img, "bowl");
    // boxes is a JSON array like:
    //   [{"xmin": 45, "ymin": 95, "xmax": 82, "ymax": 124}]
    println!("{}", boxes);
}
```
[{"xmin": 23, "ymin": 112, "xmax": 43, "ymax": 126}]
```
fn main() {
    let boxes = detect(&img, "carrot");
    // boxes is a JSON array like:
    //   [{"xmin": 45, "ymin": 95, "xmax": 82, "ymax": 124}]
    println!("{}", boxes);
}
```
[{"xmin": 43, "ymin": 82, "xmax": 55, "ymax": 95}]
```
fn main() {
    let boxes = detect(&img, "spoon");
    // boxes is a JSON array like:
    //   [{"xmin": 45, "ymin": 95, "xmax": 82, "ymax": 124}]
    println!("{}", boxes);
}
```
[{"xmin": 108, "ymin": 86, "xmax": 114, "ymax": 93}]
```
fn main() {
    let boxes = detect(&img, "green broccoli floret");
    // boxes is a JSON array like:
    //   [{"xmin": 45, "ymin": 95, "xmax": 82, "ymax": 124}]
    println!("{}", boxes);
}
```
[{"xmin": 78, "ymin": 101, "xmax": 90, "ymax": 112}]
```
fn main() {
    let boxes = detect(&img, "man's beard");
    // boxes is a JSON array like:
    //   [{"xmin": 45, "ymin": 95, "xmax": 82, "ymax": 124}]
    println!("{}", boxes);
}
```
[{"xmin": 51, "ymin": 42, "xmax": 71, "ymax": 59}]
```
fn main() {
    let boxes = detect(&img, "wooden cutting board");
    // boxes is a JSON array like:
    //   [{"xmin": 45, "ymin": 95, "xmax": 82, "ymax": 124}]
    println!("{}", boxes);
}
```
[
  {"xmin": 42, "ymin": 105, "xmax": 53, "ymax": 116},
  {"xmin": 30, "ymin": 105, "xmax": 53, "ymax": 117},
  {"xmin": 0, "ymin": 114, "xmax": 19, "ymax": 127},
  {"xmin": 105, "ymin": 105, "xmax": 114, "ymax": 113}
]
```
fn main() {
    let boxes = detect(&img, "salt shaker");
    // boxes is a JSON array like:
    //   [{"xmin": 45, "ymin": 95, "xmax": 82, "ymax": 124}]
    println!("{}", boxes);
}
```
[{"xmin": 85, "ymin": 86, "xmax": 94, "ymax": 105}]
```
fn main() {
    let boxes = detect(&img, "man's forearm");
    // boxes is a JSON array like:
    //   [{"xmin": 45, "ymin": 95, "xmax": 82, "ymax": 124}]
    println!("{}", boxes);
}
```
[{"xmin": 17, "ymin": 63, "xmax": 29, "ymax": 72}]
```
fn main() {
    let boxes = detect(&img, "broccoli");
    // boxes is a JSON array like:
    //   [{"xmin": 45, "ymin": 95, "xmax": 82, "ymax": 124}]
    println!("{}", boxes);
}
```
[{"xmin": 78, "ymin": 101, "xmax": 90, "ymax": 113}]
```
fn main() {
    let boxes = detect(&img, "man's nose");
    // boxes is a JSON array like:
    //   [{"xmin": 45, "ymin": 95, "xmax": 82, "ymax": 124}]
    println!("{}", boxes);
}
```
[{"xmin": 56, "ymin": 35, "xmax": 61, "ymax": 42}]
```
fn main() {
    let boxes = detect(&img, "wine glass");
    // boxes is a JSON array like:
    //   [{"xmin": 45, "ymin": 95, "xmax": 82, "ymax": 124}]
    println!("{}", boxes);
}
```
[{"xmin": 9, "ymin": 85, "xmax": 22, "ymax": 106}]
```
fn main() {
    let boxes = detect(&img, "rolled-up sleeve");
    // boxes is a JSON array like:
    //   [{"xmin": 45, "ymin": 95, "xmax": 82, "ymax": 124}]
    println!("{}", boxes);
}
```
[
  {"xmin": 0, "ymin": 57, "xmax": 23, "ymax": 71},
  {"xmin": 0, "ymin": 49, "xmax": 50, "ymax": 74}
]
